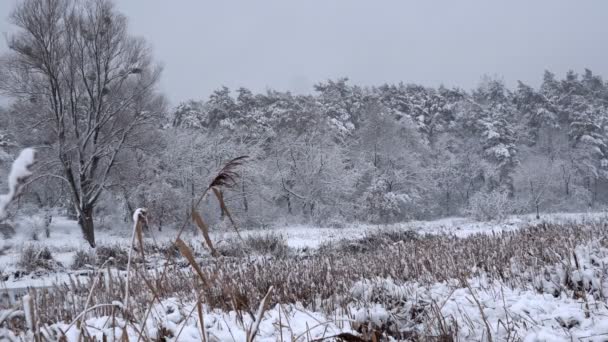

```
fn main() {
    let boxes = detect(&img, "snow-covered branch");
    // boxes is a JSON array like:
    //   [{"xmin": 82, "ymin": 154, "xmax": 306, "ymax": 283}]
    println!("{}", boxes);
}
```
[{"xmin": 0, "ymin": 148, "xmax": 36, "ymax": 220}]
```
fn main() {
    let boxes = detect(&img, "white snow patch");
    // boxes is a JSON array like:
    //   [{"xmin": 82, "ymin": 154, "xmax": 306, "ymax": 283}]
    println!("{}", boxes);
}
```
[{"xmin": 0, "ymin": 148, "xmax": 36, "ymax": 219}]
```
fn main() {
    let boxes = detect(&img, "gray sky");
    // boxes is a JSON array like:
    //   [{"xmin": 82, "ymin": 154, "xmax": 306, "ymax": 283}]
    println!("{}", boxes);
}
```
[{"xmin": 1, "ymin": 0, "xmax": 608, "ymax": 106}]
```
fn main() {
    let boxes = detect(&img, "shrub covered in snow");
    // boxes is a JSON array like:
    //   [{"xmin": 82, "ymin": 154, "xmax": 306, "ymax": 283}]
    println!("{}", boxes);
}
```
[
  {"xmin": 95, "ymin": 245, "xmax": 131, "ymax": 270},
  {"xmin": 216, "ymin": 232, "xmax": 291, "ymax": 258},
  {"xmin": 71, "ymin": 250, "xmax": 94, "ymax": 270},
  {"xmin": 18, "ymin": 245, "xmax": 58, "ymax": 273},
  {"xmin": 467, "ymin": 189, "xmax": 513, "ymax": 221}
]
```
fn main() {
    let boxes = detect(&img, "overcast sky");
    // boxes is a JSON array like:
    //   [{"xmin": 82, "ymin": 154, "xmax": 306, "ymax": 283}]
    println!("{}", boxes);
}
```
[{"xmin": 1, "ymin": 0, "xmax": 608, "ymax": 107}]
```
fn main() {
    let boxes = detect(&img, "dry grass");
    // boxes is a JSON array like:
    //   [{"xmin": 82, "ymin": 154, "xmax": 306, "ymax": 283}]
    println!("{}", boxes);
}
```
[
  {"xmin": 3, "ymin": 221, "xmax": 608, "ymax": 340},
  {"xmin": 216, "ymin": 232, "xmax": 291, "ymax": 258}
]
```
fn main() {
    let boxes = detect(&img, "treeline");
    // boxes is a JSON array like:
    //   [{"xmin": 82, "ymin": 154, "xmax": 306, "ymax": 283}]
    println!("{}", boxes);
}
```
[
  {"xmin": 166, "ymin": 70, "xmax": 608, "ymax": 225},
  {"xmin": 3, "ymin": 69, "xmax": 608, "ymax": 229}
]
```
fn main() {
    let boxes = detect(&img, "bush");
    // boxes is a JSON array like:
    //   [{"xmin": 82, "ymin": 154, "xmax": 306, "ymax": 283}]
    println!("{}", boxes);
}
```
[
  {"xmin": 96, "ymin": 245, "xmax": 130, "ymax": 269},
  {"xmin": 320, "ymin": 229, "xmax": 418, "ymax": 254},
  {"xmin": 467, "ymin": 190, "xmax": 513, "ymax": 221},
  {"xmin": 361, "ymin": 177, "xmax": 410, "ymax": 224},
  {"xmin": 18, "ymin": 245, "xmax": 58, "ymax": 273},
  {"xmin": 217, "ymin": 232, "xmax": 291, "ymax": 258},
  {"xmin": 216, "ymin": 240, "xmax": 245, "ymax": 258},
  {"xmin": 72, "ymin": 250, "xmax": 94, "ymax": 270},
  {"xmin": 245, "ymin": 233, "xmax": 290, "ymax": 257}
]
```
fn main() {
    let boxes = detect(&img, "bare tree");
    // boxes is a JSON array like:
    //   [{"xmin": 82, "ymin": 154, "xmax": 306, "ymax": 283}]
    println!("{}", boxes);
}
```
[
  {"xmin": 514, "ymin": 155, "xmax": 560, "ymax": 219},
  {"xmin": 0, "ymin": 0, "xmax": 164, "ymax": 247}
]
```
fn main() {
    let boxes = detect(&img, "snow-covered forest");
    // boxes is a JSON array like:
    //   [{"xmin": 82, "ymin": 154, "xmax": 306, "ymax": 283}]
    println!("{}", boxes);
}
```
[
  {"xmin": 2, "ymin": 0, "xmax": 608, "ymax": 341},
  {"xmin": 3, "ymin": 65, "xmax": 608, "ymax": 245}
]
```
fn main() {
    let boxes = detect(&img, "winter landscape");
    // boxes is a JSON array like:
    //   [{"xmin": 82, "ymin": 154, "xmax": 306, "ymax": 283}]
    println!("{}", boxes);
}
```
[{"xmin": 2, "ymin": 0, "xmax": 608, "ymax": 341}]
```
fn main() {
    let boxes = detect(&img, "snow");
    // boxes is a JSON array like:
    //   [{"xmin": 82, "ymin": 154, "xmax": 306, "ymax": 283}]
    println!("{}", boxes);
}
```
[
  {"xmin": 132, "ymin": 208, "xmax": 147, "ymax": 224},
  {"xmin": 40, "ymin": 300, "xmax": 355, "ymax": 341},
  {"xmin": 0, "ymin": 211, "xmax": 605, "ymax": 279},
  {"xmin": 3, "ymin": 211, "xmax": 608, "ymax": 340},
  {"xmin": 0, "ymin": 148, "xmax": 36, "ymax": 220},
  {"xmin": 346, "ymin": 273, "xmax": 608, "ymax": 341},
  {"xmin": 7, "ymin": 276, "xmax": 608, "ymax": 341}
]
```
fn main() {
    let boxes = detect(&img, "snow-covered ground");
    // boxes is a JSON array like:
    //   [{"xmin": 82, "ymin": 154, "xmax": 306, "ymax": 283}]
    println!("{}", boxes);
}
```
[
  {"xmin": 35, "ymin": 282, "xmax": 608, "ymax": 341},
  {"xmin": 2, "ymin": 211, "xmax": 608, "ymax": 341},
  {"xmin": 5, "ymin": 279, "xmax": 608, "ymax": 341},
  {"xmin": 2, "ymin": 211, "xmax": 607, "ymax": 289},
  {"xmin": 2, "ymin": 211, "xmax": 606, "ymax": 275}
]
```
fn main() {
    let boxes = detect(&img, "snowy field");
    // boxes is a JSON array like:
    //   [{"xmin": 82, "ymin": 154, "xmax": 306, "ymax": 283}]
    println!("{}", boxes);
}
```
[
  {"xmin": 2, "ymin": 212, "xmax": 608, "ymax": 341},
  {"xmin": 2, "ymin": 211, "xmax": 606, "ymax": 272}
]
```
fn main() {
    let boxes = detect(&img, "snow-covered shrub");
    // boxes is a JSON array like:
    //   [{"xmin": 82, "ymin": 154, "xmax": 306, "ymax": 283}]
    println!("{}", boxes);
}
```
[
  {"xmin": 362, "ymin": 177, "xmax": 411, "ymax": 224},
  {"xmin": 467, "ymin": 190, "xmax": 513, "ymax": 221},
  {"xmin": 18, "ymin": 245, "xmax": 57, "ymax": 273},
  {"xmin": 71, "ymin": 250, "xmax": 95, "ymax": 270},
  {"xmin": 215, "ymin": 240, "xmax": 245, "ymax": 258},
  {"xmin": 320, "ymin": 229, "xmax": 417, "ymax": 254},
  {"xmin": 96, "ymin": 245, "xmax": 130, "ymax": 269},
  {"xmin": 244, "ymin": 233, "xmax": 290, "ymax": 257},
  {"xmin": 217, "ymin": 233, "xmax": 290, "ymax": 257}
]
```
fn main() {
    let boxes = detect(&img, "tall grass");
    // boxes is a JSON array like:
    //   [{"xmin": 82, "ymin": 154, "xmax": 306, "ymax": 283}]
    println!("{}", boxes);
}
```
[{"xmin": 3, "ymin": 221, "xmax": 608, "ymax": 340}]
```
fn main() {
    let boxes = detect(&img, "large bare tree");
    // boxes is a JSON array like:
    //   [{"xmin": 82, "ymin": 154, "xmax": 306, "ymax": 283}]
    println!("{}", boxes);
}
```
[{"xmin": 0, "ymin": 0, "xmax": 164, "ymax": 247}]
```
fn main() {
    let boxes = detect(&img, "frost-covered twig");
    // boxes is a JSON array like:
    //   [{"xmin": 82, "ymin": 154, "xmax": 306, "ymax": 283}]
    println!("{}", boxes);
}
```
[{"xmin": 0, "ymin": 148, "xmax": 36, "ymax": 221}]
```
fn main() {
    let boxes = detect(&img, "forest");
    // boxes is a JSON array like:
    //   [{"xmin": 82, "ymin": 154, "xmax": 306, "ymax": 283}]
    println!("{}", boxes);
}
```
[{"xmin": 3, "ymin": 66, "xmax": 608, "ymax": 246}]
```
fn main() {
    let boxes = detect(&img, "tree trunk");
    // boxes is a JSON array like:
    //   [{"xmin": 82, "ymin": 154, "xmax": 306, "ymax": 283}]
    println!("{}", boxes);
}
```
[
  {"xmin": 562, "ymin": 165, "xmax": 570, "ymax": 196},
  {"xmin": 158, "ymin": 206, "xmax": 164, "ymax": 231},
  {"xmin": 373, "ymin": 144, "xmax": 378, "ymax": 168},
  {"xmin": 122, "ymin": 190, "xmax": 135, "ymax": 223},
  {"xmin": 593, "ymin": 177, "xmax": 598, "ymax": 206},
  {"xmin": 445, "ymin": 190, "xmax": 450, "ymax": 216},
  {"xmin": 219, "ymin": 189, "xmax": 226, "ymax": 220},
  {"xmin": 79, "ymin": 206, "xmax": 96, "ymax": 248},
  {"xmin": 242, "ymin": 180, "xmax": 248, "ymax": 212}
]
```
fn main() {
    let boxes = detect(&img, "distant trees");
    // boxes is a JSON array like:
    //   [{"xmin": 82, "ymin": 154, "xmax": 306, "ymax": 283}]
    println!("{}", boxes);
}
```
[
  {"xmin": 3, "ymin": 1, "xmax": 608, "ymax": 235},
  {"xmin": 0, "ymin": 0, "xmax": 164, "ymax": 246},
  {"xmin": 163, "ymin": 71, "xmax": 608, "ymax": 224}
]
